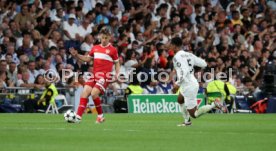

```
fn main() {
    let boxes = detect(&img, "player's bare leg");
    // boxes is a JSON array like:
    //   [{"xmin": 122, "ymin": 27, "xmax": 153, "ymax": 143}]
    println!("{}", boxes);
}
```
[
  {"xmin": 177, "ymin": 93, "xmax": 191, "ymax": 127},
  {"xmin": 91, "ymin": 87, "xmax": 105, "ymax": 124},
  {"xmin": 76, "ymin": 85, "xmax": 93, "ymax": 122},
  {"xmin": 187, "ymin": 99, "xmax": 224, "ymax": 118}
]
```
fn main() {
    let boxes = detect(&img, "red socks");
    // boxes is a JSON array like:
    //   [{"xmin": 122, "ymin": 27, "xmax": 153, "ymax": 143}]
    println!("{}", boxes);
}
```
[
  {"xmin": 93, "ymin": 97, "xmax": 103, "ymax": 115},
  {"xmin": 76, "ymin": 97, "xmax": 103, "ymax": 117},
  {"xmin": 77, "ymin": 98, "xmax": 88, "ymax": 117}
]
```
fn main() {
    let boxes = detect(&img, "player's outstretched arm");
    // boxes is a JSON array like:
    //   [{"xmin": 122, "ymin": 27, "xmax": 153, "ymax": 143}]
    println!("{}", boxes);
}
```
[
  {"xmin": 114, "ymin": 61, "xmax": 121, "ymax": 78},
  {"xmin": 69, "ymin": 47, "xmax": 92, "ymax": 62},
  {"xmin": 193, "ymin": 54, "xmax": 207, "ymax": 68}
]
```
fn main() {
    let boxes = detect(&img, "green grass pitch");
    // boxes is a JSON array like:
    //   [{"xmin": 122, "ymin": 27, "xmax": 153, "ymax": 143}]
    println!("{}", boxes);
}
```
[{"xmin": 0, "ymin": 113, "xmax": 276, "ymax": 151}]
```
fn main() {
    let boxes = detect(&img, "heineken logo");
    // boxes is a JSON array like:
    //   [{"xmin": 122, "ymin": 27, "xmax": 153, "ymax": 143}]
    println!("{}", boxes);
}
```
[
  {"xmin": 132, "ymin": 99, "xmax": 181, "ymax": 113},
  {"xmin": 128, "ymin": 94, "xmax": 205, "ymax": 114}
]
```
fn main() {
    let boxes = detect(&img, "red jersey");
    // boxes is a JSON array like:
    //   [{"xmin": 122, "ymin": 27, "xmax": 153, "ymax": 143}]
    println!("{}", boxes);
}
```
[{"xmin": 89, "ymin": 43, "xmax": 119, "ymax": 78}]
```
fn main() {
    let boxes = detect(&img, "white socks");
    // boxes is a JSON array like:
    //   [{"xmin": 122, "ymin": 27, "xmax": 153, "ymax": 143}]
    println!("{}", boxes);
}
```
[
  {"xmin": 194, "ymin": 102, "xmax": 215, "ymax": 118},
  {"xmin": 179, "ymin": 103, "xmax": 190, "ymax": 123}
]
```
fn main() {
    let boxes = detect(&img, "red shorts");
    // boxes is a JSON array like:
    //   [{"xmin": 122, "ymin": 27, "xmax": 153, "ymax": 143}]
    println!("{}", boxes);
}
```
[{"xmin": 85, "ymin": 78, "xmax": 109, "ymax": 94}]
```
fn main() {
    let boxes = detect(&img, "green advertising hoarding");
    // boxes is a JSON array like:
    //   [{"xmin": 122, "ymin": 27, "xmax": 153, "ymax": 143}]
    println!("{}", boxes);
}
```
[{"xmin": 127, "ymin": 94, "xmax": 205, "ymax": 113}]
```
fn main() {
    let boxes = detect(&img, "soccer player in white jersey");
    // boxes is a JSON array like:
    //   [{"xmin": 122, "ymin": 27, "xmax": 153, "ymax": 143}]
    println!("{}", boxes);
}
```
[{"xmin": 170, "ymin": 37, "xmax": 224, "ymax": 126}]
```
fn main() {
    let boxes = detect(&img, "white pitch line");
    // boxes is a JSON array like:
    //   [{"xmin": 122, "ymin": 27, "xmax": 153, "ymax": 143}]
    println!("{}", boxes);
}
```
[
  {"xmin": 0, "ymin": 127, "xmax": 141, "ymax": 132},
  {"xmin": 103, "ymin": 128, "xmax": 140, "ymax": 132},
  {"xmin": 0, "ymin": 127, "xmax": 69, "ymax": 130},
  {"xmin": 126, "ymin": 129, "xmax": 140, "ymax": 132},
  {"xmin": 181, "ymin": 130, "xmax": 276, "ymax": 136}
]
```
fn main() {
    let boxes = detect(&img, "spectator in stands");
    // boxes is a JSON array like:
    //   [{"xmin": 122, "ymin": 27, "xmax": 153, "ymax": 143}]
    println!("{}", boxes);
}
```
[
  {"xmin": 253, "ymin": 40, "xmax": 263, "ymax": 57},
  {"xmin": 157, "ymin": 48, "xmax": 168, "ymax": 69},
  {"xmin": 139, "ymin": 58, "xmax": 157, "ymax": 88},
  {"xmin": 77, "ymin": 0, "xmax": 88, "ymax": 15},
  {"xmin": 14, "ymin": 4, "xmax": 35, "ymax": 31},
  {"xmin": 17, "ymin": 31, "xmax": 33, "ymax": 56},
  {"xmin": 0, "ymin": 60, "xmax": 7, "ymax": 73},
  {"xmin": 66, "ymin": 54, "xmax": 78, "ymax": 69},
  {"xmin": 143, "ymin": 79, "xmax": 159, "ymax": 94},
  {"xmin": 248, "ymin": 57, "xmax": 260, "ymax": 81},
  {"xmin": 110, "ymin": 74, "xmax": 128, "ymax": 96},
  {"xmin": 243, "ymin": 77, "xmax": 256, "ymax": 96},
  {"xmin": 28, "ymin": 45, "xmax": 40, "ymax": 61},
  {"xmin": 48, "ymin": 30, "xmax": 62, "ymax": 48},
  {"xmin": 5, "ymin": 44, "xmax": 19, "ymax": 64},
  {"xmin": 7, "ymin": 62, "xmax": 17, "ymax": 84},
  {"xmin": 34, "ymin": 74, "xmax": 44, "ymax": 86},
  {"xmin": 75, "ymin": 7, "xmax": 84, "ymax": 26},
  {"xmin": 95, "ymin": 4, "xmax": 109, "ymax": 25},
  {"xmin": 231, "ymin": 11, "xmax": 243, "ymax": 26},
  {"xmin": 16, "ymin": 71, "xmax": 42, "ymax": 94},
  {"xmin": 124, "ymin": 49, "xmax": 139, "ymax": 74},
  {"xmin": 78, "ymin": 19, "xmax": 93, "ymax": 41},
  {"xmin": 0, "ymin": 71, "xmax": 7, "ymax": 88},
  {"xmin": 157, "ymin": 72, "xmax": 173, "ymax": 94},
  {"xmin": 54, "ymin": 54, "xmax": 66, "ymax": 68},
  {"xmin": 27, "ymin": 61, "xmax": 39, "ymax": 84},
  {"xmin": 109, "ymin": 5, "xmax": 121, "ymax": 20},
  {"xmin": 74, "ymin": 59, "xmax": 89, "ymax": 72},
  {"xmin": 80, "ymin": 34, "xmax": 94, "ymax": 55},
  {"xmin": 35, "ymin": 17, "xmax": 48, "ymax": 37},
  {"xmin": 160, "ymin": 25, "xmax": 172, "ymax": 44},
  {"xmin": 39, "ymin": 61, "xmax": 50, "ymax": 75},
  {"xmin": 63, "ymin": 14, "xmax": 80, "ymax": 50}
]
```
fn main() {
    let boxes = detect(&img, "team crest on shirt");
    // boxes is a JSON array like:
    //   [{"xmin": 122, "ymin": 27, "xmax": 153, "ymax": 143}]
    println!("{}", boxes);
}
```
[{"xmin": 105, "ymin": 49, "xmax": 110, "ymax": 54}]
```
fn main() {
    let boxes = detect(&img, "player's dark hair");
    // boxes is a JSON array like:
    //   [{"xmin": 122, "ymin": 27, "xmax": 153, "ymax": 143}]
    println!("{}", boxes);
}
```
[
  {"xmin": 99, "ymin": 27, "xmax": 111, "ymax": 35},
  {"xmin": 171, "ymin": 37, "xmax": 182, "ymax": 47}
]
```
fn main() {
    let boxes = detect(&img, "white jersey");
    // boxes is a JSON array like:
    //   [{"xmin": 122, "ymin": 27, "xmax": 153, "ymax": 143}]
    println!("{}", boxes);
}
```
[{"xmin": 173, "ymin": 50, "xmax": 207, "ymax": 86}]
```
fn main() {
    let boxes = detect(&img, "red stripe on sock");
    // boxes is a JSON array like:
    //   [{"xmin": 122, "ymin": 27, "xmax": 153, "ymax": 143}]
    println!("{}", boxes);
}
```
[
  {"xmin": 93, "ymin": 97, "xmax": 103, "ymax": 115},
  {"xmin": 77, "ymin": 98, "xmax": 88, "ymax": 117}
]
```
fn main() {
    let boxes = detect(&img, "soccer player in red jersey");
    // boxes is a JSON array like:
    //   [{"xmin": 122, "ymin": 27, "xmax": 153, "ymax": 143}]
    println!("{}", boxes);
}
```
[{"xmin": 69, "ymin": 27, "xmax": 120, "ymax": 123}]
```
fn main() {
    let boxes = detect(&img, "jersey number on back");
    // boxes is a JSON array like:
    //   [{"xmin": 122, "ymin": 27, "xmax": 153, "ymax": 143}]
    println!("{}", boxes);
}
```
[{"xmin": 187, "ymin": 59, "xmax": 194, "ymax": 73}]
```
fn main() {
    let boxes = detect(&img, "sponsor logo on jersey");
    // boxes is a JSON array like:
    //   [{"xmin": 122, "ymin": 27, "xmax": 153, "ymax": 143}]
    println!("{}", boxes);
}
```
[{"xmin": 106, "ymin": 49, "xmax": 110, "ymax": 54}]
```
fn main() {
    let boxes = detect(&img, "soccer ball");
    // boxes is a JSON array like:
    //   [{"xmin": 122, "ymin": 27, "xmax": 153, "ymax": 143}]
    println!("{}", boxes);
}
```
[{"xmin": 64, "ymin": 110, "xmax": 76, "ymax": 123}]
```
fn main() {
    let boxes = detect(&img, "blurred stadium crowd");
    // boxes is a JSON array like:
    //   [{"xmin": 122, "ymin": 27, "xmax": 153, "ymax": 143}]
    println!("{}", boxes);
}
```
[{"xmin": 0, "ymin": 0, "xmax": 275, "ymax": 97}]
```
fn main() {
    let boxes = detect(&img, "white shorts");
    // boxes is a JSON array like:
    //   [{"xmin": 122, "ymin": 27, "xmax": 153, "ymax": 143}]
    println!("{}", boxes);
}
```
[{"xmin": 179, "ymin": 84, "xmax": 199, "ymax": 109}]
